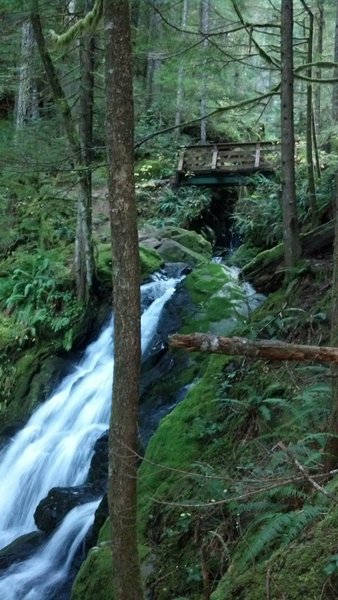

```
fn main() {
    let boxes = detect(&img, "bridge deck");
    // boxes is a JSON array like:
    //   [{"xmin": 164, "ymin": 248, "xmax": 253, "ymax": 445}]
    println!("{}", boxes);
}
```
[{"xmin": 177, "ymin": 141, "xmax": 280, "ymax": 186}]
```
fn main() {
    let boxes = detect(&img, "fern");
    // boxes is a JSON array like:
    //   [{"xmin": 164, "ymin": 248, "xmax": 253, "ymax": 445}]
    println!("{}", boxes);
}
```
[{"xmin": 237, "ymin": 505, "xmax": 324, "ymax": 567}]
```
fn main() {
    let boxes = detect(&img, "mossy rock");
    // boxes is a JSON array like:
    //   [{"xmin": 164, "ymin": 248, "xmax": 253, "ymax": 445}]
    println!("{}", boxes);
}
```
[
  {"xmin": 139, "ymin": 245, "xmax": 163, "ymax": 280},
  {"xmin": 241, "ymin": 243, "xmax": 284, "ymax": 292},
  {"xmin": 96, "ymin": 243, "xmax": 163, "ymax": 286},
  {"xmin": 181, "ymin": 263, "xmax": 247, "ymax": 334},
  {"xmin": 71, "ymin": 544, "xmax": 114, "ymax": 600},
  {"xmin": 230, "ymin": 243, "xmax": 263, "ymax": 268},
  {"xmin": 156, "ymin": 239, "xmax": 207, "ymax": 267},
  {"xmin": 160, "ymin": 227, "xmax": 212, "ymax": 258}
]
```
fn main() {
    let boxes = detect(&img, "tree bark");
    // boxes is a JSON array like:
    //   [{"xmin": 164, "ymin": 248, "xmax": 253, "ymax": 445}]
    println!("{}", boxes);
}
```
[
  {"xmin": 325, "ymin": 175, "xmax": 338, "ymax": 468},
  {"xmin": 174, "ymin": 0, "xmax": 189, "ymax": 141},
  {"xmin": 301, "ymin": 0, "xmax": 317, "ymax": 226},
  {"xmin": 200, "ymin": 0, "xmax": 210, "ymax": 143},
  {"xmin": 314, "ymin": 0, "xmax": 324, "ymax": 130},
  {"xmin": 16, "ymin": 20, "xmax": 39, "ymax": 129},
  {"xmin": 170, "ymin": 333, "xmax": 338, "ymax": 365},
  {"xmin": 280, "ymin": 0, "xmax": 301, "ymax": 269},
  {"xmin": 104, "ymin": 1, "xmax": 144, "ymax": 598},
  {"xmin": 30, "ymin": 0, "xmax": 94, "ymax": 302},
  {"xmin": 333, "ymin": 0, "xmax": 338, "ymax": 121}
]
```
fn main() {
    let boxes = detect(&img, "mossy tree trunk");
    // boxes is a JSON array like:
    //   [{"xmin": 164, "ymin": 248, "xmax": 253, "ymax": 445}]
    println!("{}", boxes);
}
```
[
  {"xmin": 280, "ymin": 0, "xmax": 301, "ymax": 269},
  {"xmin": 30, "ymin": 0, "xmax": 94, "ymax": 303},
  {"xmin": 104, "ymin": 1, "xmax": 144, "ymax": 598}
]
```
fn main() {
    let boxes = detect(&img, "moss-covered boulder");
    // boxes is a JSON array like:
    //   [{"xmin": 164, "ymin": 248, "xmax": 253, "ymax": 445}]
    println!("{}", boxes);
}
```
[
  {"xmin": 160, "ymin": 226, "xmax": 212, "ymax": 258},
  {"xmin": 155, "ymin": 238, "xmax": 207, "ymax": 267},
  {"xmin": 96, "ymin": 243, "xmax": 163, "ymax": 286},
  {"xmin": 71, "ymin": 543, "xmax": 114, "ymax": 600},
  {"xmin": 181, "ymin": 262, "xmax": 250, "ymax": 335},
  {"xmin": 139, "ymin": 245, "xmax": 163, "ymax": 279},
  {"xmin": 139, "ymin": 226, "xmax": 212, "ymax": 268}
]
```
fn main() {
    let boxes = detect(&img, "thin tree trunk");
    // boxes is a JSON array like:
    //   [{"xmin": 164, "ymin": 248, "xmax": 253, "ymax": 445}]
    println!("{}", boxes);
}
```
[
  {"xmin": 200, "ymin": 0, "xmax": 210, "ymax": 143},
  {"xmin": 75, "ymin": 0, "xmax": 95, "ymax": 298},
  {"xmin": 104, "ymin": 1, "xmax": 144, "ymax": 598},
  {"xmin": 16, "ymin": 20, "xmax": 38, "ymax": 129},
  {"xmin": 145, "ymin": 1, "xmax": 164, "ymax": 111},
  {"xmin": 301, "ymin": 0, "xmax": 317, "ymax": 226},
  {"xmin": 325, "ymin": 175, "xmax": 338, "ymax": 468},
  {"xmin": 174, "ymin": 0, "xmax": 189, "ymax": 141},
  {"xmin": 333, "ymin": 0, "xmax": 338, "ymax": 121},
  {"xmin": 170, "ymin": 333, "xmax": 338, "ymax": 365},
  {"xmin": 280, "ymin": 0, "xmax": 301, "ymax": 269},
  {"xmin": 30, "ymin": 0, "xmax": 94, "ymax": 302},
  {"xmin": 314, "ymin": 0, "xmax": 324, "ymax": 130}
]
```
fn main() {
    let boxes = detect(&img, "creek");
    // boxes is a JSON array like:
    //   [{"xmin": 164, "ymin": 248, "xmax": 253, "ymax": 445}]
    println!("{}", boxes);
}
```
[{"xmin": 0, "ymin": 275, "xmax": 181, "ymax": 599}]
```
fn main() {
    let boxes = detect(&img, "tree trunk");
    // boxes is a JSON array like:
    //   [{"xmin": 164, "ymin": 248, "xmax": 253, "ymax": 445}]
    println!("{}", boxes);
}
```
[
  {"xmin": 170, "ymin": 333, "xmax": 338, "ymax": 365},
  {"xmin": 145, "ymin": 1, "xmax": 164, "ymax": 111},
  {"xmin": 104, "ymin": 1, "xmax": 144, "ymax": 598},
  {"xmin": 280, "ymin": 0, "xmax": 301, "ymax": 269},
  {"xmin": 333, "ymin": 0, "xmax": 338, "ymax": 121},
  {"xmin": 325, "ymin": 175, "xmax": 338, "ymax": 468},
  {"xmin": 200, "ymin": 0, "xmax": 210, "ymax": 143},
  {"xmin": 314, "ymin": 0, "xmax": 324, "ymax": 130},
  {"xmin": 75, "ymin": 0, "xmax": 95, "ymax": 299},
  {"xmin": 301, "ymin": 0, "xmax": 317, "ymax": 226},
  {"xmin": 16, "ymin": 20, "xmax": 39, "ymax": 129},
  {"xmin": 30, "ymin": 0, "xmax": 94, "ymax": 302},
  {"xmin": 174, "ymin": 0, "xmax": 189, "ymax": 141}
]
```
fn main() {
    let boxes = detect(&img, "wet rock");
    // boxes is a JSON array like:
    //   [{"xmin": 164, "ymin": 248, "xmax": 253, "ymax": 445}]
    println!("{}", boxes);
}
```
[
  {"xmin": 34, "ymin": 486, "xmax": 97, "ymax": 535},
  {"xmin": 0, "ymin": 531, "xmax": 46, "ymax": 569},
  {"xmin": 86, "ymin": 433, "xmax": 108, "ymax": 491}
]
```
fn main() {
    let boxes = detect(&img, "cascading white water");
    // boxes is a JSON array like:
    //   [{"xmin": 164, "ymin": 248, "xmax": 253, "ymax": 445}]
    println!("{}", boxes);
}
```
[{"xmin": 0, "ymin": 275, "xmax": 181, "ymax": 599}]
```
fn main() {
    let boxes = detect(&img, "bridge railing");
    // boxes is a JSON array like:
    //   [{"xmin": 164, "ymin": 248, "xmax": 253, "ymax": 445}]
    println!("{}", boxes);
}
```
[{"xmin": 177, "ymin": 141, "xmax": 281, "ymax": 176}]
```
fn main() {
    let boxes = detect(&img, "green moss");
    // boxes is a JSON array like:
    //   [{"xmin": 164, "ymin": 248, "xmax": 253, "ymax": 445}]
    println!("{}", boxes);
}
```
[
  {"xmin": 97, "ymin": 243, "xmax": 163, "ymax": 285},
  {"xmin": 230, "ymin": 243, "xmax": 263, "ymax": 268},
  {"xmin": 241, "ymin": 243, "xmax": 284, "ymax": 280},
  {"xmin": 139, "ymin": 245, "xmax": 163, "ymax": 279},
  {"xmin": 212, "ymin": 500, "xmax": 338, "ymax": 600},
  {"xmin": 182, "ymin": 263, "xmax": 246, "ymax": 334},
  {"xmin": 138, "ymin": 353, "xmax": 228, "ymax": 530},
  {"xmin": 157, "ymin": 239, "xmax": 208, "ymax": 267},
  {"xmin": 71, "ymin": 544, "xmax": 114, "ymax": 600},
  {"xmin": 160, "ymin": 227, "xmax": 212, "ymax": 258}
]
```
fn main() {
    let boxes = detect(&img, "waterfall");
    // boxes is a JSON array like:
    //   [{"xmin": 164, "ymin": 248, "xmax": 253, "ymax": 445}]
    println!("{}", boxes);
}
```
[{"xmin": 0, "ymin": 275, "xmax": 181, "ymax": 599}]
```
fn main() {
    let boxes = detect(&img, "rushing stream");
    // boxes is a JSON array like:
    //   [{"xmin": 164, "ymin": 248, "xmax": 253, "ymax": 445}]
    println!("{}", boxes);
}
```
[{"xmin": 0, "ymin": 275, "xmax": 181, "ymax": 599}]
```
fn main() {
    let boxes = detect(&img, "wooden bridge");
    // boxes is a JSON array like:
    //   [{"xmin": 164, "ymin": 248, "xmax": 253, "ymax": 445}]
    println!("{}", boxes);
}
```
[{"xmin": 176, "ymin": 141, "xmax": 280, "ymax": 186}]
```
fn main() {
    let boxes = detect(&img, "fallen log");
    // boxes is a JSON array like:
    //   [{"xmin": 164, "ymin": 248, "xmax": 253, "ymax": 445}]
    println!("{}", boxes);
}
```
[{"xmin": 169, "ymin": 333, "xmax": 338, "ymax": 364}]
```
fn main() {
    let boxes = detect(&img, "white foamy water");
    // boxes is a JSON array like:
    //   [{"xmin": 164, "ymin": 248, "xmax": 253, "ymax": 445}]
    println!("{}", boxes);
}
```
[{"xmin": 0, "ymin": 275, "xmax": 181, "ymax": 598}]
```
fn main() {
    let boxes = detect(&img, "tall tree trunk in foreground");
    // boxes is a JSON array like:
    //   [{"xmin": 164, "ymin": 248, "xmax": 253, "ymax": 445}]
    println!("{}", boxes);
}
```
[
  {"xmin": 280, "ymin": 0, "xmax": 301, "ymax": 269},
  {"xmin": 104, "ymin": 1, "xmax": 144, "ymax": 598}
]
